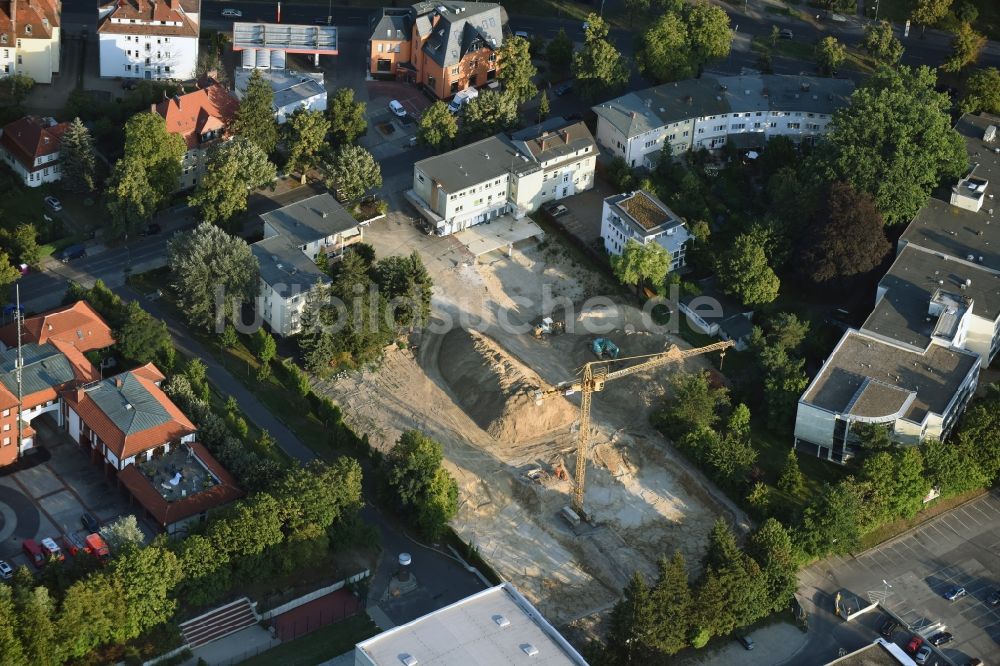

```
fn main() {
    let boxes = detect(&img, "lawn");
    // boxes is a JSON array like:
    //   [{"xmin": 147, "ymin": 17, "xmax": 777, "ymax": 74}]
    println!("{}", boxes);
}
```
[{"xmin": 239, "ymin": 614, "xmax": 380, "ymax": 666}]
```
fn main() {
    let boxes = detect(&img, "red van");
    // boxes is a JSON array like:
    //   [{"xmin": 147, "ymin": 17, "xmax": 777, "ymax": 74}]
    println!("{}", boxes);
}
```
[{"xmin": 22, "ymin": 539, "xmax": 45, "ymax": 568}]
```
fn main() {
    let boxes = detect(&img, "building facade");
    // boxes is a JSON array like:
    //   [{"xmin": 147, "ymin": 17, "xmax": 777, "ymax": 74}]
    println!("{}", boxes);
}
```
[
  {"xmin": 409, "ymin": 117, "xmax": 597, "ymax": 235},
  {"xmin": 0, "ymin": 115, "xmax": 69, "ymax": 186},
  {"xmin": 234, "ymin": 68, "xmax": 327, "ymax": 124},
  {"xmin": 592, "ymin": 74, "xmax": 855, "ymax": 168},
  {"xmin": 152, "ymin": 82, "xmax": 239, "ymax": 190},
  {"xmin": 0, "ymin": 0, "xmax": 61, "ymax": 83},
  {"xmin": 98, "ymin": 0, "xmax": 200, "ymax": 81},
  {"xmin": 794, "ymin": 113, "xmax": 1000, "ymax": 463},
  {"xmin": 368, "ymin": 1, "xmax": 505, "ymax": 100},
  {"xmin": 600, "ymin": 190, "xmax": 690, "ymax": 271}
]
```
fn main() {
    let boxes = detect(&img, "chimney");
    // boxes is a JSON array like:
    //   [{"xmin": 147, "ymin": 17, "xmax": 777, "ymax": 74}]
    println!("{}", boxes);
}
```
[
  {"xmin": 561, "ymin": 129, "xmax": 569, "ymax": 144},
  {"xmin": 277, "ymin": 1, "xmax": 281, "ymax": 23},
  {"xmin": 75, "ymin": 385, "xmax": 84, "ymax": 403},
  {"xmin": 115, "ymin": 377, "xmax": 123, "ymax": 389}
]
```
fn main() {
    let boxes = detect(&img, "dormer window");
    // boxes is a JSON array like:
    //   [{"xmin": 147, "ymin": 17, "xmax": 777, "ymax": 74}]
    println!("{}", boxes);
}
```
[{"xmin": 24, "ymin": 25, "xmax": 31, "ymax": 35}]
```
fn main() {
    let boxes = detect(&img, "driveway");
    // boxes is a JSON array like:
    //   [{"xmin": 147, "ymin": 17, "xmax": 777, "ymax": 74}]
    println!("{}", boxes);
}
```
[{"xmin": 798, "ymin": 491, "xmax": 1000, "ymax": 665}]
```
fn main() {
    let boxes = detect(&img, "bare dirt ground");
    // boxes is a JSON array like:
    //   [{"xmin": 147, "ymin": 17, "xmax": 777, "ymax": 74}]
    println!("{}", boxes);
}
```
[{"xmin": 313, "ymin": 214, "xmax": 748, "ymax": 627}]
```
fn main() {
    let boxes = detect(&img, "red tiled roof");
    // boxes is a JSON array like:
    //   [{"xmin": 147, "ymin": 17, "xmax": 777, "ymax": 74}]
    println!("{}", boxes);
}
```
[
  {"xmin": 131, "ymin": 362, "xmax": 166, "ymax": 384},
  {"xmin": 152, "ymin": 83, "xmax": 239, "ymax": 150},
  {"xmin": 117, "ymin": 442, "xmax": 243, "ymax": 528},
  {"xmin": 97, "ymin": 0, "xmax": 200, "ymax": 38},
  {"xmin": 0, "ymin": 301, "xmax": 115, "ymax": 352},
  {"xmin": 63, "ymin": 365, "xmax": 196, "ymax": 461},
  {"xmin": 0, "ymin": 0, "xmax": 61, "ymax": 46},
  {"xmin": 0, "ymin": 116, "xmax": 71, "ymax": 173}
]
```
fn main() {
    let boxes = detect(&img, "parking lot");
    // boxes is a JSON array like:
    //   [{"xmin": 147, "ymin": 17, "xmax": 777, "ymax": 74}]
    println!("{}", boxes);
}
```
[
  {"xmin": 0, "ymin": 416, "xmax": 141, "ymax": 571},
  {"xmin": 802, "ymin": 491, "xmax": 1000, "ymax": 665}
]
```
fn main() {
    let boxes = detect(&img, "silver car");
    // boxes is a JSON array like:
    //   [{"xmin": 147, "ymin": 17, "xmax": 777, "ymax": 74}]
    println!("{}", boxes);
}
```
[{"xmin": 0, "ymin": 560, "xmax": 12, "ymax": 579}]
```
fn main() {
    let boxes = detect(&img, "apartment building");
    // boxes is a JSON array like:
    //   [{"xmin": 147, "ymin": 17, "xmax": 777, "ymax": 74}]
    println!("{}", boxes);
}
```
[
  {"xmin": 0, "ymin": 0, "xmax": 61, "ymax": 83},
  {"xmin": 152, "ymin": 82, "xmax": 239, "ymax": 190},
  {"xmin": 0, "ymin": 114, "xmax": 70, "ymax": 186},
  {"xmin": 252, "ymin": 193, "xmax": 363, "ymax": 337},
  {"xmin": 98, "ymin": 0, "xmax": 200, "ymax": 81},
  {"xmin": 368, "ymin": 1, "xmax": 505, "ymax": 100},
  {"xmin": 592, "ymin": 74, "xmax": 855, "ymax": 168},
  {"xmin": 600, "ymin": 190, "xmax": 690, "ymax": 271},
  {"xmin": 794, "ymin": 113, "xmax": 1000, "ymax": 463},
  {"xmin": 409, "ymin": 117, "xmax": 597, "ymax": 235}
]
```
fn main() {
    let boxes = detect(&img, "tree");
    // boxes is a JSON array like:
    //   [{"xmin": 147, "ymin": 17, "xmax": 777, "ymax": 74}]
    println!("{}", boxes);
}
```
[
  {"xmin": 954, "ymin": 386, "xmax": 1000, "ymax": 482},
  {"xmin": 497, "ymin": 36, "xmax": 538, "ymax": 105},
  {"xmin": 649, "ymin": 552, "xmax": 692, "ymax": 655},
  {"xmin": 59, "ymin": 117, "xmax": 98, "ymax": 193},
  {"xmin": 115, "ymin": 300, "xmax": 175, "ymax": 369},
  {"xmin": 14, "ymin": 587, "xmax": 55, "ymax": 666},
  {"xmin": 537, "ymin": 90, "xmax": 550, "ymax": 123},
  {"xmin": 759, "ymin": 343, "xmax": 808, "ymax": 425},
  {"xmin": 111, "ymin": 545, "xmax": 183, "ymax": 639},
  {"xmin": 99, "ymin": 515, "xmax": 145, "ymax": 554},
  {"xmin": 572, "ymin": 14, "xmax": 630, "ymax": 103},
  {"xmin": 863, "ymin": 21, "xmax": 903, "ymax": 63},
  {"xmin": 384, "ymin": 430, "xmax": 459, "ymax": 538},
  {"xmin": 942, "ymin": 21, "xmax": 986, "ymax": 72},
  {"xmin": 546, "ymin": 29, "xmax": 574, "ymax": 75},
  {"xmin": 797, "ymin": 479, "xmax": 864, "ymax": 557},
  {"xmin": 636, "ymin": 12, "xmax": 694, "ymax": 83},
  {"xmin": 960, "ymin": 67, "xmax": 1000, "ymax": 114},
  {"xmin": 746, "ymin": 518, "xmax": 799, "ymax": 613},
  {"xmin": 0, "ymin": 223, "xmax": 41, "ymax": 268},
  {"xmin": 922, "ymin": 437, "xmax": 988, "ymax": 497},
  {"xmin": 0, "ymin": 586, "xmax": 26, "ymax": 666},
  {"xmin": 816, "ymin": 36, "xmax": 846, "ymax": 75},
  {"xmin": 253, "ymin": 327, "xmax": 277, "ymax": 375},
  {"xmin": 611, "ymin": 239, "xmax": 671, "ymax": 298},
  {"xmin": 604, "ymin": 573, "xmax": 656, "ymax": 664},
  {"xmin": 685, "ymin": 0, "xmax": 731, "ymax": 69},
  {"xmin": 326, "ymin": 87, "xmax": 368, "ymax": 147},
  {"xmin": 911, "ymin": 0, "xmax": 953, "ymax": 35},
  {"xmin": 623, "ymin": 0, "xmax": 651, "ymax": 25},
  {"xmin": 708, "ymin": 403, "xmax": 757, "ymax": 482},
  {"xmin": 716, "ymin": 230, "xmax": 780, "ymax": 305},
  {"xmin": 802, "ymin": 183, "xmax": 890, "ymax": 283},
  {"xmin": 188, "ymin": 138, "xmax": 277, "ymax": 227},
  {"xmin": 284, "ymin": 108, "xmax": 330, "ymax": 180},
  {"xmin": 169, "ymin": 223, "xmax": 260, "ymax": 330},
  {"xmin": 705, "ymin": 518, "xmax": 742, "ymax": 571},
  {"xmin": 4, "ymin": 73, "xmax": 33, "ymax": 103},
  {"xmin": 326, "ymin": 145, "xmax": 382, "ymax": 204},
  {"xmin": 765, "ymin": 312, "xmax": 809, "ymax": 352},
  {"xmin": 777, "ymin": 449, "xmax": 804, "ymax": 495},
  {"xmin": 373, "ymin": 252, "xmax": 434, "ymax": 330},
  {"xmin": 656, "ymin": 371, "xmax": 730, "ymax": 439},
  {"xmin": 416, "ymin": 101, "xmax": 458, "ymax": 150},
  {"xmin": 233, "ymin": 68, "xmax": 278, "ymax": 154},
  {"xmin": 462, "ymin": 90, "xmax": 519, "ymax": 140},
  {"xmin": 814, "ymin": 65, "xmax": 967, "ymax": 224},
  {"xmin": 106, "ymin": 157, "xmax": 155, "ymax": 238}
]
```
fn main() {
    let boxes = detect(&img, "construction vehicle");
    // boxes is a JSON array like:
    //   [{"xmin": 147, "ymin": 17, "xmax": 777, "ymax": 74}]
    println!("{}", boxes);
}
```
[
  {"xmin": 592, "ymin": 337, "xmax": 620, "ymax": 359},
  {"xmin": 533, "ymin": 317, "xmax": 565, "ymax": 338},
  {"xmin": 535, "ymin": 340, "xmax": 734, "ymax": 518}
]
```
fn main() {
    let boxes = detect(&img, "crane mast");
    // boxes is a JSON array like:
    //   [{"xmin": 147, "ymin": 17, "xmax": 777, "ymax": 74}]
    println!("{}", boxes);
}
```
[{"xmin": 539, "ymin": 340, "xmax": 735, "ymax": 516}]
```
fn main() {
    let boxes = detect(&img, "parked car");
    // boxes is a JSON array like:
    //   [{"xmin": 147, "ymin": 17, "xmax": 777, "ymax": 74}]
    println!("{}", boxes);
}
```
[
  {"xmin": 62, "ymin": 533, "xmax": 86, "ymax": 557},
  {"xmin": 987, "ymin": 588, "xmax": 1000, "ymax": 606},
  {"xmin": 736, "ymin": 636, "xmax": 755, "ymax": 650},
  {"xmin": 81, "ymin": 512, "xmax": 100, "ymax": 533},
  {"xmin": 779, "ymin": 29, "xmax": 794, "ymax": 39},
  {"xmin": 945, "ymin": 585, "xmax": 967, "ymax": 601},
  {"xmin": 929, "ymin": 631, "xmax": 953, "ymax": 646},
  {"xmin": 0, "ymin": 559, "xmax": 12, "ymax": 579},
  {"xmin": 544, "ymin": 203, "xmax": 569, "ymax": 218},
  {"xmin": 388, "ymin": 100, "xmax": 407, "ymax": 117},
  {"xmin": 44, "ymin": 196, "xmax": 62, "ymax": 211},
  {"xmin": 906, "ymin": 635, "xmax": 924, "ymax": 654},
  {"xmin": 140, "ymin": 222, "xmax": 162, "ymax": 236},
  {"xmin": 553, "ymin": 82, "xmax": 573, "ymax": 97},
  {"xmin": 22, "ymin": 539, "xmax": 45, "ymax": 569},
  {"xmin": 915, "ymin": 645, "xmax": 932, "ymax": 665},
  {"xmin": 514, "ymin": 30, "xmax": 530, "ymax": 38},
  {"xmin": 58, "ymin": 244, "xmax": 86, "ymax": 262},
  {"xmin": 314, "ymin": 17, "xmax": 330, "ymax": 24},
  {"xmin": 879, "ymin": 618, "xmax": 898, "ymax": 639},
  {"xmin": 221, "ymin": 8, "xmax": 242, "ymax": 17},
  {"xmin": 40, "ymin": 537, "xmax": 64, "ymax": 562}
]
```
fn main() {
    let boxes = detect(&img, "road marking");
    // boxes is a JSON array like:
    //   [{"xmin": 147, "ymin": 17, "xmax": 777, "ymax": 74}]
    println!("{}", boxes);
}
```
[{"xmin": 959, "ymin": 507, "xmax": 983, "ymax": 526}]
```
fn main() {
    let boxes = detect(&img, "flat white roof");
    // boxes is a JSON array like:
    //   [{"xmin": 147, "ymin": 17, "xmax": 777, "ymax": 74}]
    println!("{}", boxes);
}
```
[{"xmin": 355, "ymin": 583, "xmax": 588, "ymax": 665}]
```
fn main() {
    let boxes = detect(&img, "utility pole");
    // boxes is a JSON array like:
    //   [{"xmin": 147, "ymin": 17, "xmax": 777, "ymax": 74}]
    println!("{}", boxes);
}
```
[{"xmin": 14, "ymin": 285, "xmax": 23, "ymax": 463}]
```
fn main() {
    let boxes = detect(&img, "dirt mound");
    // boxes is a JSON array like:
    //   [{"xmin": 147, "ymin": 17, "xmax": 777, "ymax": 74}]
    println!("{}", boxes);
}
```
[{"xmin": 438, "ymin": 328, "xmax": 576, "ymax": 443}]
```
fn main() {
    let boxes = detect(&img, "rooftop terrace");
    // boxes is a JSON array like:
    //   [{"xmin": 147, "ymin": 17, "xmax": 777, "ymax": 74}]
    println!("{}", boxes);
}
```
[{"xmin": 135, "ymin": 444, "xmax": 218, "ymax": 503}]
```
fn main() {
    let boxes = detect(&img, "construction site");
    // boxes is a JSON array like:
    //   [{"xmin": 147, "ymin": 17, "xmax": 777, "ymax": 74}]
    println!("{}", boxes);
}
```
[{"xmin": 314, "ymin": 224, "xmax": 747, "ymax": 630}]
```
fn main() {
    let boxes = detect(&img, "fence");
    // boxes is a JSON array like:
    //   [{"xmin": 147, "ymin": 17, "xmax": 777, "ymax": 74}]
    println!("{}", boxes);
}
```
[
  {"xmin": 260, "ymin": 570, "xmax": 369, "ymax": 620},
  {"xmin": 272, "ymin": 594, "xmax": 362, "ymax": 642}
]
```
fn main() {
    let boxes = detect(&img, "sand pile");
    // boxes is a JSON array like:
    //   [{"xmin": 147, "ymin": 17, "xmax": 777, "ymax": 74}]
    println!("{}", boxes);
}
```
[{"xmin": 439, "ymin": 328, "xmax": 576, "ymax": 443}]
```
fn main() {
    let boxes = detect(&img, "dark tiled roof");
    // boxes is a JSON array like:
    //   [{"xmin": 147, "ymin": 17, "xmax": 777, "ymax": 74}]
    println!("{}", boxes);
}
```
[
  {"xmin": 259, "ymin": 193, "xmax": 359, "ymax": 246},
  {"xmin": 417, "ymin": 1, "xmax": 505, "ymax": 68},
  {"xmin": 252, "ymin": 235, "xmax": 330, "ymax": 297},
  {"xmin": 415, "ymin": 134, "xmax": 518, "ymax": 191}
]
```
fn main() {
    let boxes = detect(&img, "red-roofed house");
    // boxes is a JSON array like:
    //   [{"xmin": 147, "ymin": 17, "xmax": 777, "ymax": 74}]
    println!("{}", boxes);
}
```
[
  {"xmin": 0, "ymin": 300, "xmax": 115, "ymax": 352},
  {"xmin": 152, "ymin": 82, "xmax": 239, "ymax": 189},
  {"xmin": 0, "ymin": 115, "xmax": 71, "ymax": 186},
  {"xmin": 0, "ymin": 0, "xmax": 62, "ymax": 84},
  {"xmin": 97, "ymin": 0, "xmax": 200, "ymax": 81}
]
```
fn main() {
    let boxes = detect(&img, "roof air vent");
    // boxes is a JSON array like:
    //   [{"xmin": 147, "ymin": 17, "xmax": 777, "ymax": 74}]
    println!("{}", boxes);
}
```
[
  {"xmin": 401, "ymin": 656, "xmax": 418, "ymax": 666},
  {"xmin": 493, "ymin": 614, "xmax": 511, "ymax": 628},
  {"xmin": 521, "ymin": 644, "xmax": 540, "ymax": 656}
]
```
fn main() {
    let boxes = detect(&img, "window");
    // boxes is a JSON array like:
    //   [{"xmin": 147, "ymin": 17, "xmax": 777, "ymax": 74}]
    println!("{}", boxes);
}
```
[
  {"xmin": 2, "ymin": 437, "xmax": 8, "ymax": 446},
  {"xmin": 418, "ymin": 174, "xmax": 425, "ymax": 183},
  {"xmin": 2, "ymin": 424, "xmax": 7, "ymax": 432},
  {"xmin": 16, "ymin": 55, "xmax": 22, "ymax": 64},
  {"xmin": 452, "ymin": 66, "xmax": 459, "ymax": 75},
  {"xmin": 732, "ymin": 123, "xmax": 745, "ymax": 129},
  {"xmin": 126, "ymin": 64, "xmax": 131, "ymax": 71},
  {"xmin": 787, "ymin": 122, "xmax": 800, "ymax": 129},
  {"xmin": 1, "ymin": 409, "xmax": 8, "ymax": 417},
  {"xmin": 378, "ymin": 43, "xmax": 384, "ymax": 52}
]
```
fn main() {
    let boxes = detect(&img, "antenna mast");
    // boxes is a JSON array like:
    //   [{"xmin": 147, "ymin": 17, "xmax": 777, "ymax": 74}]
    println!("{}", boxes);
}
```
[{"xmin": 15, "ymin": 285, "xmax": 23, "ymax": 462}]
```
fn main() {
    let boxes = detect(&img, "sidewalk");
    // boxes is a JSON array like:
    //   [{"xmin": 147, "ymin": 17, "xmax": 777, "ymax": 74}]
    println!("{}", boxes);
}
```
[{"xmin": 180, "ymin": 625, "xmax": 280, "ymax": 666}]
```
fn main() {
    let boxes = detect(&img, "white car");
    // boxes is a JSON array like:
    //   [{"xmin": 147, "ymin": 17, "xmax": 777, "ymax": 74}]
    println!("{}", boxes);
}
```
[
  {"xmin": 0, "ymin": 559, "xmax": 12, "ymax": 579},
  {"xmin": 44, "ymin": 196, "xmax": 62, "ymax": 211},
  {"xmin": 221, "ymin": 8, "xmax": 242, "ymax": 18},
  {"xmin": 389, "ymin": 100, "xmax": 407, "ymax": 117}
]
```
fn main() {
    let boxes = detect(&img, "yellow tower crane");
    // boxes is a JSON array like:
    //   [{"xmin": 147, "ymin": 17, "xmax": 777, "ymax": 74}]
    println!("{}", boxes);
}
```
[{"xmin": 535, "ymin": 340, "xmax": 735, "ymax": 518}]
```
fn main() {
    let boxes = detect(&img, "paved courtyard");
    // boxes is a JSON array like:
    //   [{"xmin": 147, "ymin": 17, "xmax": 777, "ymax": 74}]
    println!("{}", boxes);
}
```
[{"xmin": 799, "ymin": 491, "xmax": 1000, "ymax": 666}]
